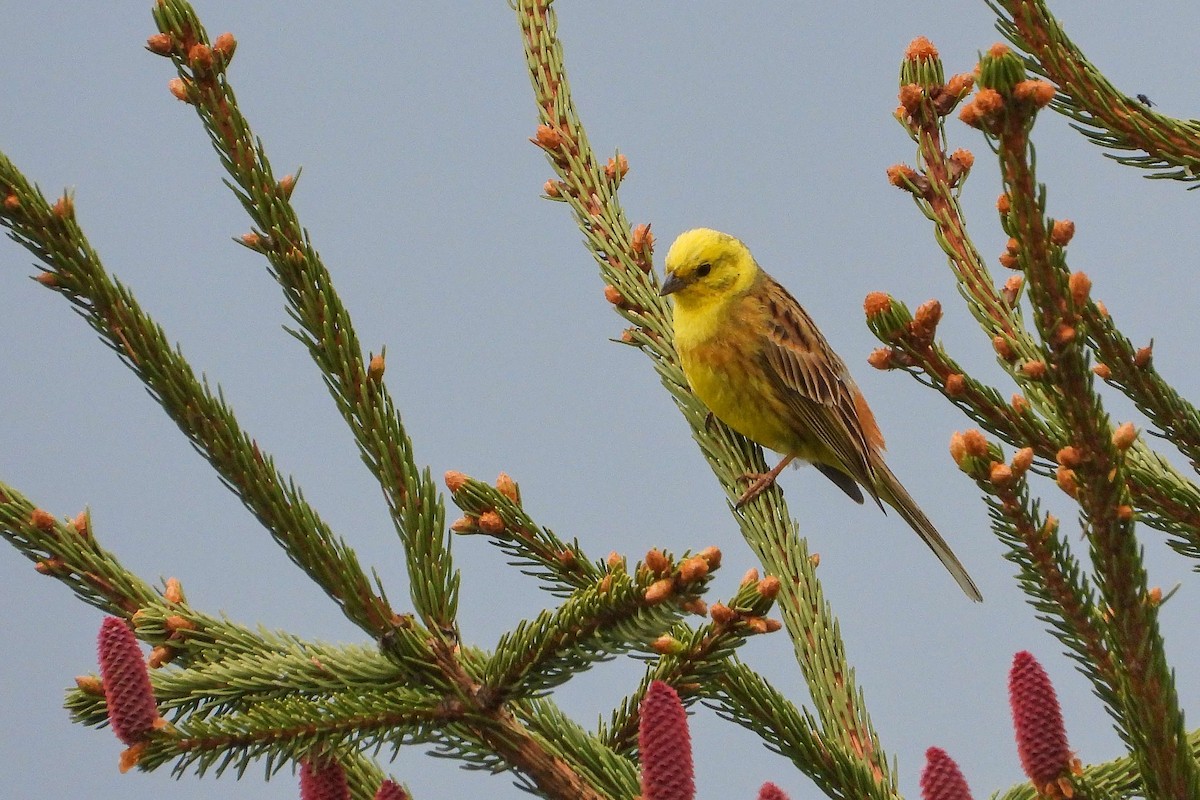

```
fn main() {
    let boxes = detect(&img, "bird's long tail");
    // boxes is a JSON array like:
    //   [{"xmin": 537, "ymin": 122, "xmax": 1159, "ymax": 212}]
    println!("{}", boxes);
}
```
[{"xmin": 874, "ymin": 461, "xmax": 982, "ymax": 602}]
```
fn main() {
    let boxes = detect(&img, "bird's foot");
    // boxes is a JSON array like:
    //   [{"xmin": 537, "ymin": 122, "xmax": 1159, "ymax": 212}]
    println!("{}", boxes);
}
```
[{"xmin": 734, "ymin": 472, "xmax": 779, "ymax": 508}]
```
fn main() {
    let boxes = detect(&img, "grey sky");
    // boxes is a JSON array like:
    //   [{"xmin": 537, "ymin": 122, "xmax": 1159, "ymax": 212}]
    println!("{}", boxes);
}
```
[{"xmin": 2, "ymin": 3, "xmax": 1197, "ymax": 799}]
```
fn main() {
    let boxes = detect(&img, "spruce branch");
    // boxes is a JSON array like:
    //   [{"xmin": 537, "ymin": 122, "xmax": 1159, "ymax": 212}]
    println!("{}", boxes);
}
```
[
  {"xmin": 988, "ymin": 0, "xmax": 1200, "ymax": 185},
  {"xmin": 445, "ymin": 471, "xmax": 604, "ymax": 596},
  {"xmin": 515, "ymin": 1, "xmax": 895, "ymax": 788},
  {"xmin": 146, "ymin": 1, "xmax": 458, "ymax": 635},
  {"xmin": 0, "ymin": 157, "xmax": 399, "ymax": 638},
  {"xmin": 481, "ymin": 551, "xmax": 714, "ymax": 704}
]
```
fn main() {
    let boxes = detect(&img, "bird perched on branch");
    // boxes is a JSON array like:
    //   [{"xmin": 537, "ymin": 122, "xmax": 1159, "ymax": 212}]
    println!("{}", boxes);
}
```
[{"xmin": 660, "ymin": 227, "xmax": 981, "ymax": 601}]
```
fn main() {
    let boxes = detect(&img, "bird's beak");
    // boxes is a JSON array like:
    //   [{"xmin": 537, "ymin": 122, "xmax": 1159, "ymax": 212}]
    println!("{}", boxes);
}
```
[{"xmin": 659, "ymin": 272, "xmax": 686, "ymax": 296}]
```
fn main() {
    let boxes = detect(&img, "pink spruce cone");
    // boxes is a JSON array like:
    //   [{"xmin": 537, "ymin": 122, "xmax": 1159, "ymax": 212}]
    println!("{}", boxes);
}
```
[
  {"xmin": 300, "ymin": 758, "xmax": 350, "ymax": 800},
  {"xmin": 757, "ymin": 781, "xmax": 792, "ymax": 800},
  {"xmin": 374, "ymin": 779, "xmax": 410, "ymax": 800},
  {"xmin": 639, "ymin": 680, "xmax": 695, "ymax": 800},
  {"xmin": 1009, "ymin": 651, "xmax": 1071, "ymax": 786},
  {"xmin": 920, "ymin": 747, "xmax": 974, "ymax": 800},
  {"xmin": 97, "ymin": 616, "xmax": 158, "ymax": 745}
]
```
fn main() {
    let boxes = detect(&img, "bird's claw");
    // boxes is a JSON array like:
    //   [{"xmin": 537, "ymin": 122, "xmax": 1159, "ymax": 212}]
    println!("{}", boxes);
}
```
[{"xmin": 734, "ymin": 472, "xmax": 776, "ymax": 508}]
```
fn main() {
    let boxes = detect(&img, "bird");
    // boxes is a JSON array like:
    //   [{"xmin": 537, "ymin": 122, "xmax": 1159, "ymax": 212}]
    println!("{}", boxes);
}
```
[{"xmin": 660, "ymin": 227, "xmax": 982, "ymax": 601}]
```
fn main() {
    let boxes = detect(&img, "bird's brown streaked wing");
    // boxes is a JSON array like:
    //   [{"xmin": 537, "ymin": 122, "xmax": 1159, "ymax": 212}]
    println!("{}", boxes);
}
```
[{"xmin": 757, "ymin": 276, "xmax": 881, "ymax": 499}]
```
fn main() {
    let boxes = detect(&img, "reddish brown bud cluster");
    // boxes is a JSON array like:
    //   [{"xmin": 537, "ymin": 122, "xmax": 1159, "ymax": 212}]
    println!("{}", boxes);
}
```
[
  {"xmin": 992, "ymin": 335, "xmax": 1016, "ymax": 361},
  {"xmin": 168, "ymin": 78, "xmax": 193, "ymax": 103},
  {"xmin": 97, "ymin": 617, "xmax": 159, "ymax": 747},
  {"xmin": 30, "ymin": 508, "xmax": 56, "ymax": 532},
  {"xmin": 886, "ymin": 164, "xmax": 930, "ymax": 196},
  {"xmin": 1021, "ymin": 360, "xmax": 1046, "ymax": 379},
  {"xmin": 868, "ymin": 348, "xmax": 895, "ymax": 370},
  {"xmin": 1134, "ymin": 343, "xmax": 1153, "ymax": 368},
  {"xmin": 757, "ymin": 782, "xmax": 792, "ymax": 800},
  {"xmin": 477, "ymin": 511, "xmax": 504, "ymax": 534},
  {"xmin": 1092, "ymin": 362, "xmax": 1111, "ymax": 380},
  {"xmin": 1011, "ymin": 447, "xmax": 1034, "ymax": 477},
  {"xmin": 996, "ymin": 193, "xmax": 1011, "ymax": 214},
  {"xmin": 542, "ymin": 179, "xmax": 563, "ymax": 198},
  {"xmin": 188, "ymin": 43, "xmax": 214, "ymax": 71},
  {"xmin": 300, "ymin": 758, "xmax": 350, "ymax": 800},
  {"xmin": 920, "ymin": 747, "xmax": 975, "ymax": 800},
  {"xmin": 639, "ymin": 681, "xmax": 695, "ymax": 800},
  {"xmin": 905, "ymin": 36, "xmax": 939, "ymax": 61},
  {"xmin": 374, "ymin": 779, "xmax": 410, "ymax": 800},
  {"xmin": 999, "ymin": 237, "xmax": 1021, "ymax": 270},
  {"xmin": 959, "ymin": 88, "xmax": 1004, "ymax": 129},
  {"xmin": 631, "ymin": 223, "xmax": 655, "ymax": 272},
  {"xmin": 1009, "ymin": 651, "xmax": 1072, "ymax": 789},
  {"xmin": 1112, "ymin": 422, "xmax": 1136, "ymax": 450},
  {"xmin": 1011, "ymin": 393, "xmax": 1030, "ymax": 414},
  {"xmin": 944, "ymin": 373, "xmax": 966, "ymax": 396}
]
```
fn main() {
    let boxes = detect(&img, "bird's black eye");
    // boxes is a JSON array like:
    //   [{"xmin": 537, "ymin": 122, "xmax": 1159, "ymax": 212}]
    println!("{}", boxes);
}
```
[{"xmin": 696, "ymin": 263, "xmax": 712, "ymax": 277}]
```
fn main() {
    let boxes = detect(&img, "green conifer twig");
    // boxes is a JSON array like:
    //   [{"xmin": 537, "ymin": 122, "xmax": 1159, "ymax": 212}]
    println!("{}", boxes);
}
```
[{"xmin": 515, "ymin": 1, "xmax": 895, "ymax": 788}]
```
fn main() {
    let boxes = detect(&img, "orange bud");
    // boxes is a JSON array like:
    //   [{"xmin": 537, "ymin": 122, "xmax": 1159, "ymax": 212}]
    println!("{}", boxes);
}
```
[
  {"xmin": 945, "ymin": 72, "xmax": 975, "ymax": 98},
  {"xmin": 30, "ymin": 508, "xmax": 56, "ymax": 532},
  {"xmin": 212, "ymin": 32, "xmax": 237, "ymax": 61},
  {"xmin": 603, "ymin": 284, "xmax": 625, "ymax": 306},
  {"xmin": 367, "ymin": 353, "xmax": 385, "ymax": 382},
  {"xmin": 644, "ymin": 578, "xmax": 675, "ymax": 605},
  {"xmin": 944, "ymin": 373, "xmax": 966, "ymax": 396},
  {"xmin": 444, "ymin": 471, "xmax": 469, "ymax": 493},
  {"xmin": 51, "ymin": 195, "xmax": 73, "ymax": 219},
  {"xmin": 1021, "ymin": 360, "xmax": 1047, "ymax": 379},
  {"xmin": 949, "ymin": 432, "xmax": 967, "ymax": 466},
  {"xmin": 958, "ymin": 102, "xmax": 982, "ymax": 128},
  {"xmin": 1002, "ymin": 274, "xmax": 1024, "ymax": 305},
  {"xmin": 543, "ymin": 179, "xmax": 561, "ymax": 198},
  {"xmin": 739, "ymin": 567, "xmax": 760, "ymax": 587},
  {"xmin": 1092, "ymin": 363, "xmax": 1111, "ymax": 380},
  {"xmin": 993, "ymin": 335, "xmax": 1015, "ymax": 360},
  {"xmin": 1053, "ymin": 221, "xmax": 1077, "ymax": 248},
  {"xmin": 990, "ymin": 463, "xmax": 1013, "ymax": 485},
  {"xmin": 1147, "ymin": 586, "xmax": 1162, "ymax": 605},
  {"xmin": 678, "ymin": 556, "xmax": 709, "ymax": 583},
  {"xmin": 997, "ymin": 193, "xmax": 1011, "ymax": 214},
  {"xmin": 164, "ymin": 615, "xmax": 195, "ymax": 634},
  {"xmin": 867, "ymin": 348, "xmax": 894, "ymax": 370},
  {"xmin": 998, "ymin": 253, "xmax": 1019, "ymax": 270},
  {"xmin": 651, "ymin": 635, "xmax": 682, "ymax": 655},
  {"xmin": 4, "ymin": 193, "xmax": 19, "ymax": 210},
  {"xmin": 1054, "ymin": 324, "xmax": 1076, "ymax": 346},
  {"xmin": 240, "ymin": 231, "xmax": 263, "ymax": 249},
  {"xmin": 697, "ymin": 546, "xmax": 722, "ymax": 569},
  {"xmin": 631, "ymin": 223, "xmax": 655, "ymax": 255},
  {"xmin": 1112, "ymin": 422, "xmax": 1136, "ymax": 450},
  {"xmin": 75, "ymin": 675, "xmax": 105, "ymax": 695},
  {"xmin": 604, "ymin": 153, "xmax": 629, "ymax": 181},
  {"xmin": 911, "ymin": 299, "xmax": 942, "ymax": 340},
  {"xmin": 145, "ymin": 33, "xmax": 173, "ymax": 55},
  {"xmin": 974, "ymin": 88, "xmax": 1004, "ymax": 114},
  {"xmin": 863, "ymin": 292, "xmax": 892, "ymax": 318},
  {"xmin": 1095, "ymin": 300, "xmax": 1109, "ymax": 318},
  {"xmin": 950, "ymin": 148, "xmax": 974, "ymax": 170},
  {"xmin": 1134, "ymin": 343, "xmax": 1153, "ymax": 368},
  {"xmin": 905, "ymin": 36, "xmax": 939, "ymax": 60},
  {"xmin": 886, "ymin": 163, "xmax": 922, "ymax": 191},
  {"xmin": 495, "ymin": 472, "xmax": 520, "ymax": 503},
  {"xmin": 709, "ymin": 602, "xmax": 736, "ymax": 624},
  {"xmin": 1116, "ymin": 505, "xmax": 1134, "ymax": 521},
  {"xmin": 188, "ymin": 43, "xmax": 214, "ymax": 70},
  {"xmin": 71, "ymin": 510, "xmax": 90, "ymax": 538},
  {"xmin": 898, "ymin": 83, "xmax": 924, "ymax": 113},
  {"xmin": 1014, "ymin": 79, "xmax": 1056, "ymax": 108},
  {"xmin": 477, "ymin": 511, "xmax": 504, "ymax": 534},
  {"xmin": 1011, "ymin": 447, "xmax": 1034, "ymax": 475},
  {"xmin": 809, "ymin": 553, "xmax": 820, "ymax": 568},
  {"xmin": 450, "ymin": 516, "xmax": 477, "ymax": 533},
  {"xmin": 682, "ymin": 598, "xmax": 708, "ymax": 616},
  {"xmin": 1055, "ymin": 466, "xmax": 1078, "ymax": 497},
  {"xmin": 763, "ymin": 618, "xmax": 783, "ymax": 633},
  {"xmin": 1011, "ymin": 393, "xmax": 1030, "ymax": 414},
  {"xmin": 532, "ymin": 124, "xmax": 563, "ymax": 150},
  {"xmin": 278, "ymin": 173, "xmax": 297, "ymax": 198},
  {"xmin": 556, "ymin": 549, "xmax": 577, "ymax": 568},
  {"xmin": 756, "ymin": 576, "xmax": 781, "ymax": 599},
  {"xmin": 645, "ymin": 548, "xmax": 670, "ymax": 575},
  {"xmin": 1056, "ymin": 446, "xmax": 1082, "ymax": 468},
  {"xmin": 744, "ymin": 617, "xmax": 769, "ymax": 634},
  {"xmin": 962, "ymin": 429, "xmax": 990, "ymax": 457},
  {"xmin": 163, "ymin": 577, "xmax": 185, "ymax": 604},
  {"xmin": 148, "ymin": 645, "xmax": 175, "ymax": 668},
  {"xmin": 168, "ymin": 78, "xmax": 191, "ymax": 102},
  {"xmin": 988, "ymin": 42, "xmax": 1011, "ymax": 57},
  {"xmin": 607, "ymin": 551, "xmax": 625, "ymax": 571}
]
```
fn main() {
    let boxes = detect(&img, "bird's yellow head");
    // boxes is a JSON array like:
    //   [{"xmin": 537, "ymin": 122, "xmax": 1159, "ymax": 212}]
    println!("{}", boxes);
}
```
[{"xmin": 660, "ymin": 228, "xmax": 759, "ymax": 308}]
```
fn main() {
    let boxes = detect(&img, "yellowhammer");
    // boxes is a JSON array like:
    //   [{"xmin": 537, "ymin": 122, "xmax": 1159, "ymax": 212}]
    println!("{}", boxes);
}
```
[{"xmin": 660, "ymin": 227, "xmax": 981, "ymax": 601}]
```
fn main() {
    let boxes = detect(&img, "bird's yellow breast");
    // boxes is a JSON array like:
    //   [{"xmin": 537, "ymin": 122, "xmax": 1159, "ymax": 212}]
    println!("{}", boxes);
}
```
[{"xmin": 672, "ymin": 294, "xmax": 801, "ymax": 456}]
